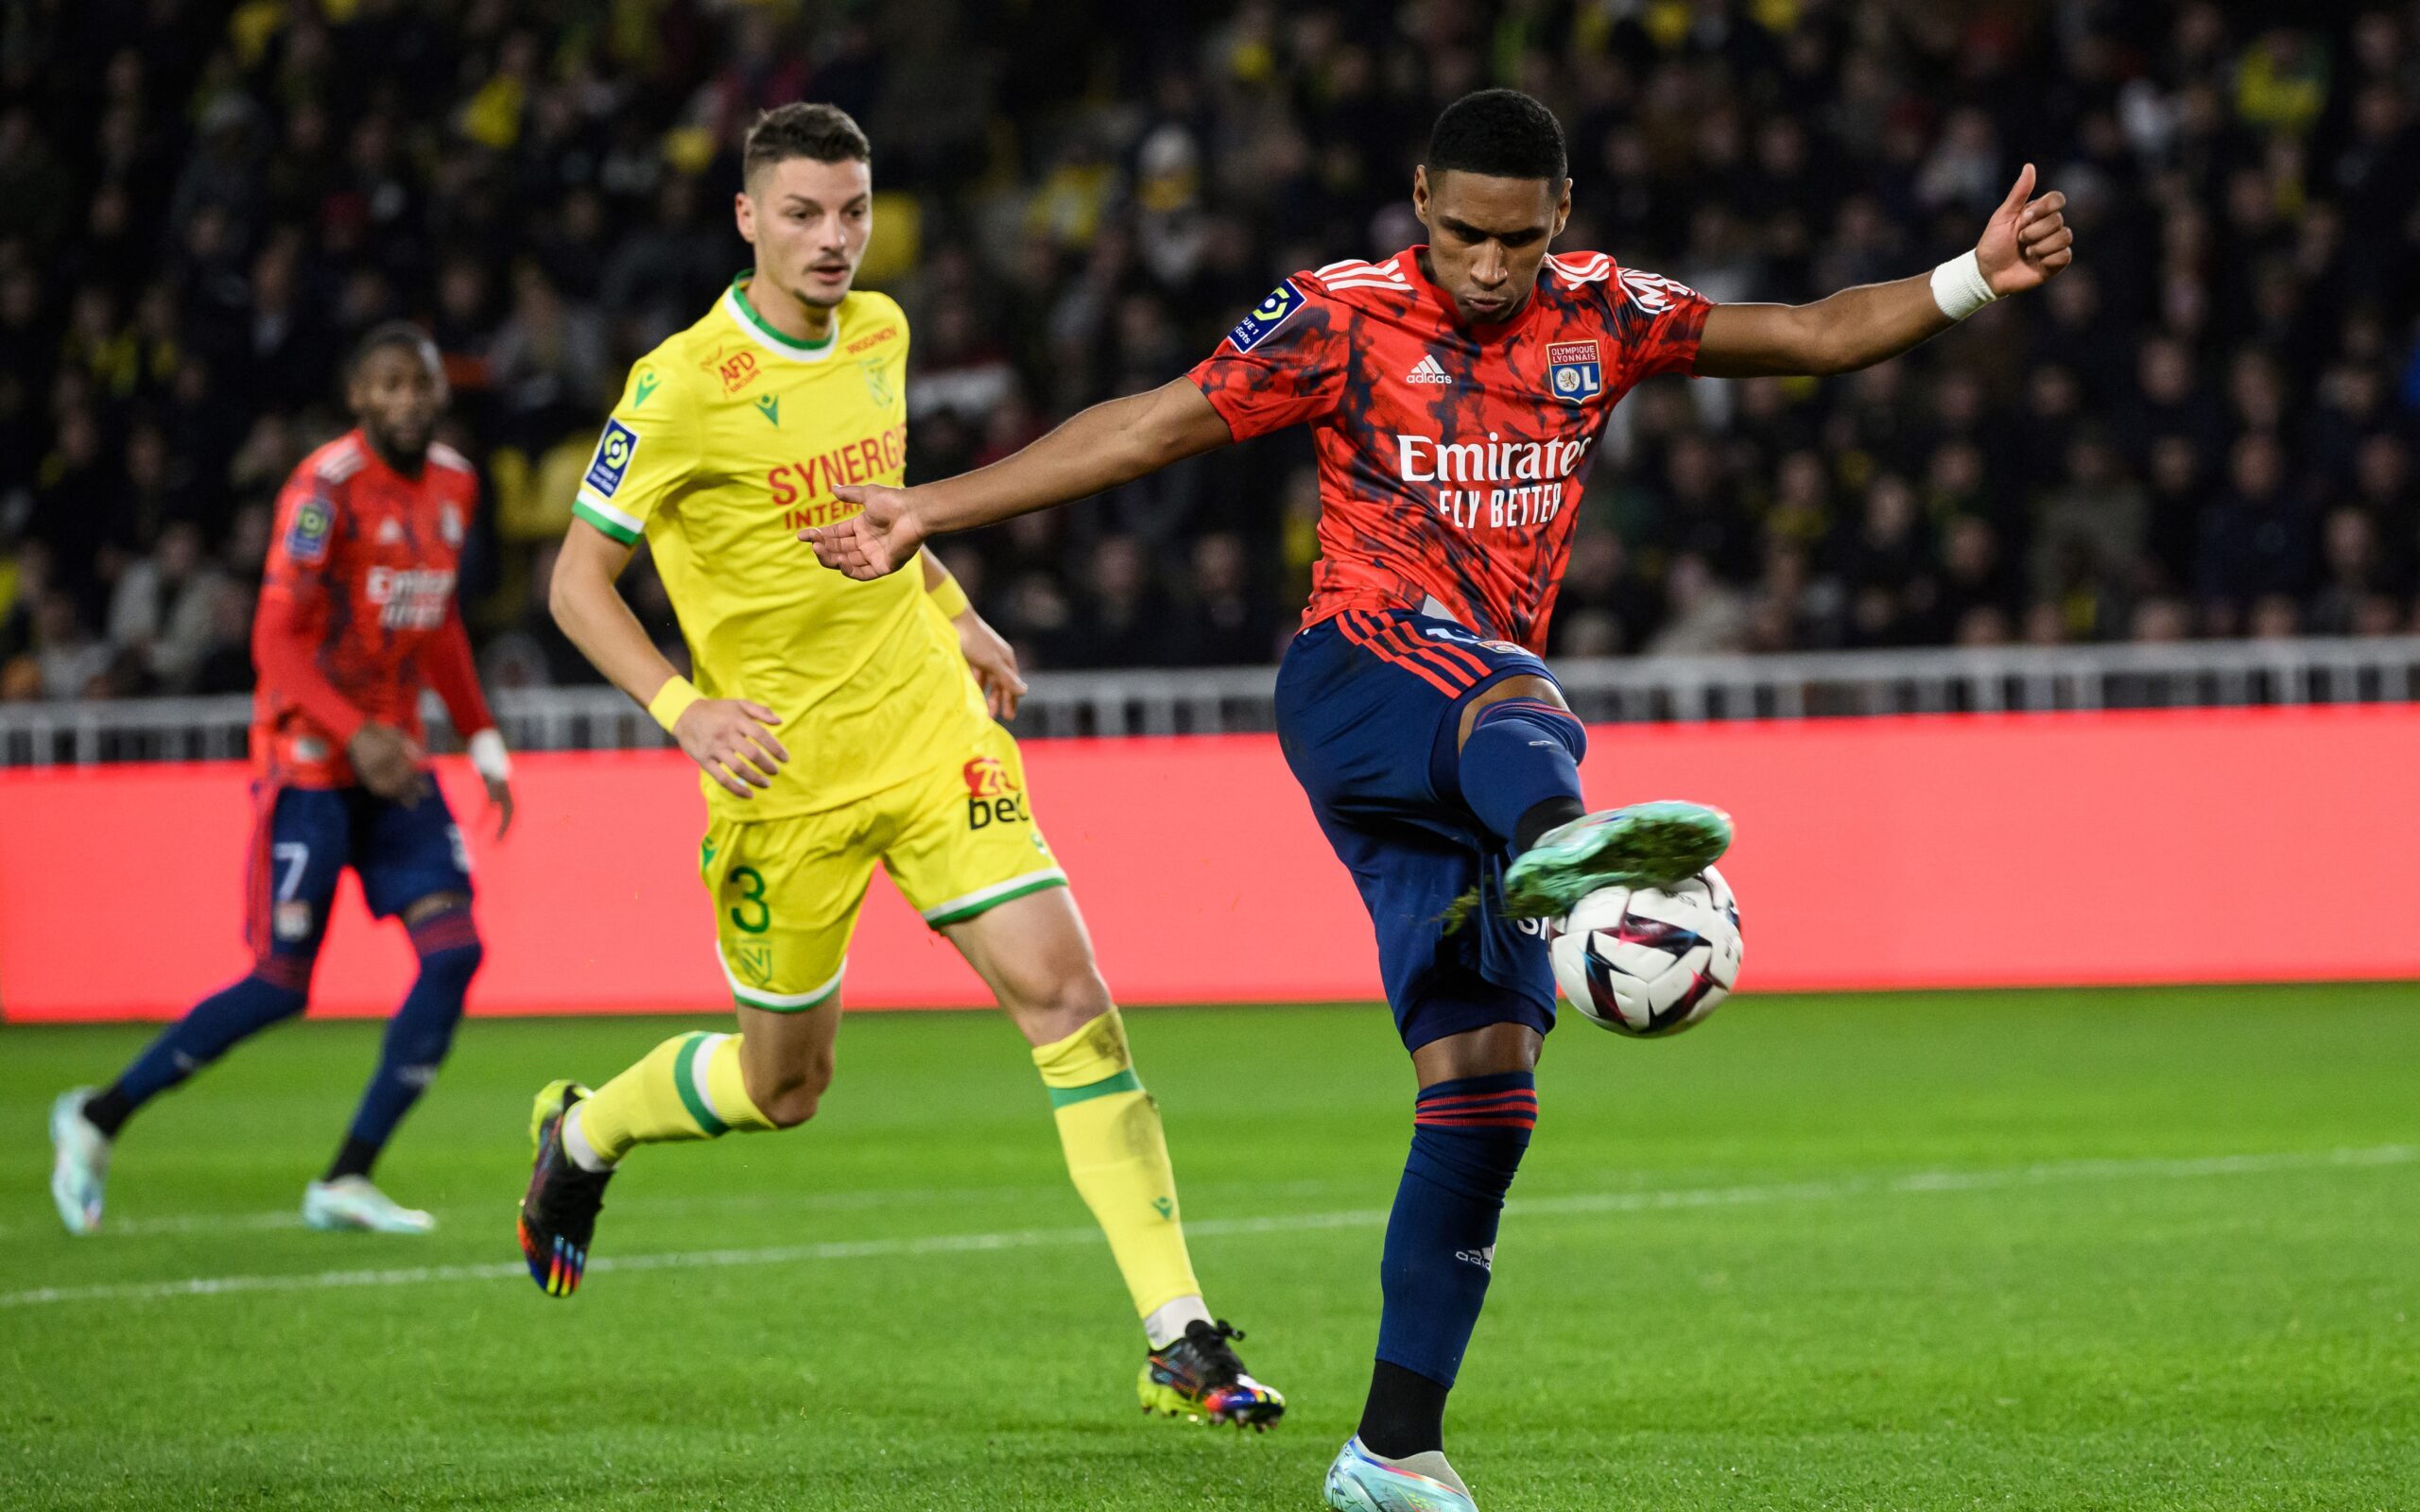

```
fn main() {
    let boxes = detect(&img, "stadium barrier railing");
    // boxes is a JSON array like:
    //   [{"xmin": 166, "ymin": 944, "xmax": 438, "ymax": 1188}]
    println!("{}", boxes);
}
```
[{"xmin": 7, "ymin": 636, "xmax": 2420, "ymax": 763}]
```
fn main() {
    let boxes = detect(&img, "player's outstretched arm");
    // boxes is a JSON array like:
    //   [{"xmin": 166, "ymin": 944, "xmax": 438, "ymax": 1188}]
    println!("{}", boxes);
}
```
[
  {"xmin": 804, "ymin": 378, "xmax": 1234, "ymax": 580},
  {"xmin": 1694, "ymin": 164, "xmax": 2072, "ymax": 379},
  {"xmin": 551, "ymin": 520, "xmax": 788, "ymax": 799}
]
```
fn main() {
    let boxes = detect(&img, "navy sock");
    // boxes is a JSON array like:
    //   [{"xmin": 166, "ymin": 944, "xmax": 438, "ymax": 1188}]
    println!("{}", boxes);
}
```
[
  {"xmin": 335, "ymin": 911, "xmax": 478, "ymax": 1177},
  {"xmin": 99, "ymin": 970, "xmax": 313, "ymax": 1133},
  {"xmin": 1363, "ymin": 1071, "xmax": 1538, "ymax": 1455},
  {"xmin": 1456, "ymin": 698, "xmax": 1586, "ymax": 850}
]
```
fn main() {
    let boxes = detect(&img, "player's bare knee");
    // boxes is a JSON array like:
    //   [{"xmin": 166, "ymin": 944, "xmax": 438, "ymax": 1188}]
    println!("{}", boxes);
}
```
[
  {"xmin": 1008, "ymin": 964, "xmax": 1114, "ymax": 1044},
  {"xmin": 1053, "ymin": 965, "xmax": 1115, "ymax": 1022},
  {"xmin": 757, "ymin": 1082, "xmax": 823, "ymax": 1129},
  {"xmin": 745, "ymin": 1055, "xmax": 834, "ymax": 1129},
  {"xmin": 758, "ymin": 1087, "xmax": 821, "ymax": 1128}
]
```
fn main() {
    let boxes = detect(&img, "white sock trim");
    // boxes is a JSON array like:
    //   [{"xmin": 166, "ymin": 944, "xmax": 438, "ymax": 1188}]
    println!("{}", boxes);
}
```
[
  {"xmin": 1144, "ymin": 1294, "xmax": 1214, "ymax": 1349},
  {"xmin": 1929, "ymin": 248, "xmax": 1998, "ymax": 321},
  {"xmin": 562, "ymin": 1102, "xmax": 614, "ymax": 1173}
]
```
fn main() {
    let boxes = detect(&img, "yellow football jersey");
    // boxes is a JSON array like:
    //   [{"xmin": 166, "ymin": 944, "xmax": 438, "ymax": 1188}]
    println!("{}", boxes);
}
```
[{"xmin": 573, "ymin": 275, "xmax": 988, "ymax": 819}]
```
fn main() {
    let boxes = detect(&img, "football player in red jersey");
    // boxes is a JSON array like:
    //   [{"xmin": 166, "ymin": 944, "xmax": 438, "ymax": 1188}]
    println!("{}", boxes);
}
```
[
  {"xmin": 807, "ymin": 90, "xmax": 2072, "ymax": 1508},
  {"xmin": 50, "ymin": 325, "xmax": 515, "ymax": 1239}
]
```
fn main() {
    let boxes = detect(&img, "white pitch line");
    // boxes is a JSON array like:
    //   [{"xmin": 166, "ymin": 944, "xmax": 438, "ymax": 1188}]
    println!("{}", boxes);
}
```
[
  {"xmin": 3, "ymin": 1144, "xmax": 2409, "ymax": 1312},
  {"xmin": 0, "ymin": 1174, "xmax": 1368, "ymax": 1242}
]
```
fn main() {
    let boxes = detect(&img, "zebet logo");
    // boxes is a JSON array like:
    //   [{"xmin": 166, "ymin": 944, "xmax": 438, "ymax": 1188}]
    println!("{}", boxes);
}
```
[{"xmin": 963, "ymin": 756, "xmax": 1030, "ymax": 830}]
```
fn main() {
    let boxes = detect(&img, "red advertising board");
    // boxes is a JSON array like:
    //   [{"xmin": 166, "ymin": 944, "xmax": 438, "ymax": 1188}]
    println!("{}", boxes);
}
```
[{"xmin": 4, "ymin": 707, "xmax": 2416, "ymax": 1022}]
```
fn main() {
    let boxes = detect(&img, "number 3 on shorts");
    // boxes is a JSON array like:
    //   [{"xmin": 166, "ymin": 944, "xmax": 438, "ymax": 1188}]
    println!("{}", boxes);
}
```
[{"xmin": 727, "ymin": 866, "xmax": 771, "ymax": 935}]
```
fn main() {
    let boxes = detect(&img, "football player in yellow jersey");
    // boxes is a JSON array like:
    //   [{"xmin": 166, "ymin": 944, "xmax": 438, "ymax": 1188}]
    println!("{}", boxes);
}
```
[{"xmin": 520, "ymin": 104, "xmax": 1283, "ymax": 1428}]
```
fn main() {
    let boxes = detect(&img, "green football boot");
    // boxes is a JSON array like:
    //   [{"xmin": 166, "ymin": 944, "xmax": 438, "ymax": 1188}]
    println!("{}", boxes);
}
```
[{"xmin": 1499, "ymin": 799, "xmax": 1732, "ymax": 919}]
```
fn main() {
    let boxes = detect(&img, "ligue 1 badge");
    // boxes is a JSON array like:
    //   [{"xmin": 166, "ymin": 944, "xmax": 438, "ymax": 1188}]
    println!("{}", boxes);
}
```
[
  {"xmin": 1546, "ymin": 341, "xmax": 1601, "ymax": 403},
  {"xmin": 1226, "ymin": 280, "xmax": 1305, "ymax": 353}
]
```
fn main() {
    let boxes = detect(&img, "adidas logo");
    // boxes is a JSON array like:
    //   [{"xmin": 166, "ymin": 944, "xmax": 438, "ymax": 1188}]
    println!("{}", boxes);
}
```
[
  {"xmin": 1454, "ymin": 1246, "xmax": 1495, "ymax": 1271},
  {"xmin": 1406, "ymin": 353, "xmax": 1454, "ymax": 385},
  {"xmin": 376, "ymin": 519, "xmax": 405, "ymax": 543}
]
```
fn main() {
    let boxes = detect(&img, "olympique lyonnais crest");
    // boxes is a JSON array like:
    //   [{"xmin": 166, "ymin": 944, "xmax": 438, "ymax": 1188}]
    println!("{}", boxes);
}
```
[{"xmin": 1546, "ymin": 341, "xmax": 1602, "ymax": 403}]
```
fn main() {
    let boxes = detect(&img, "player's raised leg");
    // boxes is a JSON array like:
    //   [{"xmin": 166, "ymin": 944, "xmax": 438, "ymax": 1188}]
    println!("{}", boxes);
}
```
[
  {"xmin": 941, "ymin": 883, "xmax": 1285, "ymax": 1429},
  {"xmin": 1457, "ymin": 675, "xmax": 1731, "ymax": 920},
  {"xmin": 49, "ymin": 785, "xmax": 339, "ymax": 1235}
]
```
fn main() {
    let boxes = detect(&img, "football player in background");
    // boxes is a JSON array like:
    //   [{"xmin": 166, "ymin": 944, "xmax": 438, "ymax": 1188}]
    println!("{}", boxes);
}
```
[{"xmin": 49, "ymin": 324, "xmax": 513, "ymax": 1237}]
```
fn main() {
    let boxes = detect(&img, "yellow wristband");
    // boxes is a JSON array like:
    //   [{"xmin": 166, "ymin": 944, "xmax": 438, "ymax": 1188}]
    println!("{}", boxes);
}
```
[
  {"xmin": 928, "ymin": 575, "xmax": 972, "ymax": 621},
  {"xmin": 648, "ymin": 675, "xmax": 702, "ymax": 732}
]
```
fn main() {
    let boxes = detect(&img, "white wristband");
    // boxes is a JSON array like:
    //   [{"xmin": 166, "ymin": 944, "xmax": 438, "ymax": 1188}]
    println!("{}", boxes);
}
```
[
  {"xmin": 468, "ymin": 728, "xmax": 511, "ymax": 782},
  {"xmin": 1930, "ymin": 249, "xmax": 1998, "ymax": 321}
]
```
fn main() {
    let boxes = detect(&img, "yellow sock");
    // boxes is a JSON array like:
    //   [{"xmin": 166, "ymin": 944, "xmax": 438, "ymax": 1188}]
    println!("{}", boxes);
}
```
[
  {"xmin": 1032, "ymin": 1007, "xmax": 1203, "ymax": 1320},
  {"xmin": 575, "ymin": 1031, "xmax": 775, "ymax": 1165}
]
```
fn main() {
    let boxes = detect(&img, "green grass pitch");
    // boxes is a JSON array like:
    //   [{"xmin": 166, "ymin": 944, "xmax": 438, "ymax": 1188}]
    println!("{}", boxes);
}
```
[{"xmin": 3, "ymin": 986, "xmax": 2414, "ymax": 1510}]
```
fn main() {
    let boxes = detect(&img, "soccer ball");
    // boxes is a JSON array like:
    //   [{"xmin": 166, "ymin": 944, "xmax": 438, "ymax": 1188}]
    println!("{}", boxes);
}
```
[{"xmin": 1547, "ymin": 866, "xmax": 1743, "ymax": 1038}]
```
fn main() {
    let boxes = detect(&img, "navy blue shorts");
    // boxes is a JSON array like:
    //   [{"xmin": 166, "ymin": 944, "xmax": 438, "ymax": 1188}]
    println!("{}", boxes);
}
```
[
  {"xmin": 1275, "ymin": 608, "xmax": 1560, "ymax": 1052},
  {"xmin": 244, "ymin": 782, "xmax": 474, "ymax": 975}
]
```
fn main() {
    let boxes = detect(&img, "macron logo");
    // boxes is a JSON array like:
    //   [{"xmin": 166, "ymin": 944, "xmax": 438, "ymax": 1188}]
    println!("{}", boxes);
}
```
[{"xmin": 1406, "ymin": 353, "xmax": 1454, "ymax": 385}]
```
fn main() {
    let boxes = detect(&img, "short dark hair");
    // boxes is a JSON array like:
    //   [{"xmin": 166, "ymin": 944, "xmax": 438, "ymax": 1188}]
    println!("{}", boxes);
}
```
[
  {"xmin": 744, "ymin": 102, "xmax": 872, "ymax": 181},
  {"xmin": 1426, "ymin": 89, "xmax": 1567, "ymax": 182},
  {"xmin": 349, "ymin": 319, "xmax": 438, "ymax": 377}
]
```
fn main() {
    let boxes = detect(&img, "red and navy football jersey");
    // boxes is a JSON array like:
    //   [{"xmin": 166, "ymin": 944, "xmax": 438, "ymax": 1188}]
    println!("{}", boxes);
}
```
[
  {"xmin": 251, "ymin": 431, "xmax": 491, "ymax": 787},
  {"xmin": 1187, "ymin": 246, "xmax": 1710, "ymax": 651}
]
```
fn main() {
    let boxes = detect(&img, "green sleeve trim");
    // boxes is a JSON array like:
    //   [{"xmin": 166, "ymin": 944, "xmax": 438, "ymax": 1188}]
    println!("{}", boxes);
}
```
[
  {"xmin": 572, "ymin": 499, "xmax": 641, "ymax": 544},
  {"xmin": 673, "ymin": 1032, "xmax": 731, "ymax": 1136},
  {"xmin": 1046, "ymin": 1067, "xmax": 1143, "ymax": 1109}
]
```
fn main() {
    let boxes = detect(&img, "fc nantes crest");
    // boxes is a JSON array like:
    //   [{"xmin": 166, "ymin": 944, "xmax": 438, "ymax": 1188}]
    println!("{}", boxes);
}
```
[{"xmin": 734, "ymin": 941, "xmax": 774, "ymax": 987}]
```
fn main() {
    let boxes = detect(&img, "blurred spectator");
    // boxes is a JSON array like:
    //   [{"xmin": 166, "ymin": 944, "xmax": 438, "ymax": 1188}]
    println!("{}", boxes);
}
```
[
  {"xmin": 2197, "ymin": 433, "xmax": 2319, "ymax": 632},
  {"xmin": 1171, "ymin": 532, "xmax": 1280, "ymax": 666},
  {"xmin": 107, "ymin": 522, "xmax": 232, "ymax": 689},
  {"xmin": 2306, "ymin": 507, "xmax": 2398, "ymax": 636},
  {"xmin": 1647, "ymin": 555, "xmax": 1749, "ymax": 656},
  {"xmin": 30, "ymin": 591, "xmax": 112, "ymax": 699}
]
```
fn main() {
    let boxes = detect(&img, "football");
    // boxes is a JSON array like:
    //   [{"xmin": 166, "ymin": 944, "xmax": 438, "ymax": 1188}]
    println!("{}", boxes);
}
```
[{"xmin": 1547, "ymin": 866, "xmax": 1743, "ymax": 1037}]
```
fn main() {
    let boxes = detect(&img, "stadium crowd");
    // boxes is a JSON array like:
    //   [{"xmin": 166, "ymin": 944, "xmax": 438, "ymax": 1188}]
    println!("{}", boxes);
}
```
[{"xmin": 2, "ymin": 0, "xmax": 2417, "ymax": 701}]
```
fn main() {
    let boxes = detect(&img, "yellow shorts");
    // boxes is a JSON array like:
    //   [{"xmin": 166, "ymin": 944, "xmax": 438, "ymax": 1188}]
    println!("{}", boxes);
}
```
[{"xmin": 700, "ymin": 721, "xmax": 1064, "ymax": 1011}]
